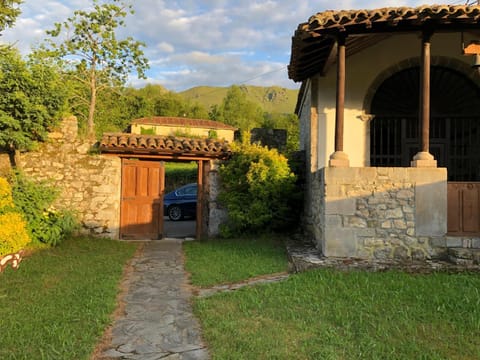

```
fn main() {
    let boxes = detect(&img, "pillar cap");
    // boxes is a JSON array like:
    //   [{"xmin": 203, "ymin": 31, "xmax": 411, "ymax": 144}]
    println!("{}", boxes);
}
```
[
  {"xmin": 329, "ymin": 151, "xmax": 350, "ymax": 167},
  {"xmin": 411, "ymin": 152, "xmax": 437, "ymax": 167}
]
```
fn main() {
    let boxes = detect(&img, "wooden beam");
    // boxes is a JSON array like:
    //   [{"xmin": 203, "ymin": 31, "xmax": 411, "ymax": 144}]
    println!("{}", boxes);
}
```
[
  {"xmin": 159, "ymin": 162, "xmax": 165, "ymax": 239},
  {"xmin": 411, "ymin": 29, "xmax": 436, "ymax": 167},
  {"xmin": 103, "ymin": 153, "xmax": 226, "ymax": 161},
  {"xmin": 335, "ymin": 35, "xmax": 346, "ymax": 153},
  {"xmin": 196, "ymin": 160, "xmax": 204, "ymax": 240},
  {"xmin": 329, "ymin": 34, "xmax": 350, "ymax": 167},
  {"xmin": 420, "ymin": 30, "xmax": 432, "ymax": 153}
]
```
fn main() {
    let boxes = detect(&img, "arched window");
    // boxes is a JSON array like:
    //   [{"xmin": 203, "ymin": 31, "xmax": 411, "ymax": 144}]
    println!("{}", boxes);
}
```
[{"xmin": 370, "ymin": 66, "xmax": 480, "ymax": 181}]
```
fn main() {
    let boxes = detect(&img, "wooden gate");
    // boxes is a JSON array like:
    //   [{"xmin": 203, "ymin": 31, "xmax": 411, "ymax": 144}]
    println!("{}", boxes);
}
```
[
  {"xmin": 448, "ymin": 182, "xmax": 480, "ymax": 235},
  {"xmin": 120, "ymin": 159, "xmax": 164, "ymax": 240}
]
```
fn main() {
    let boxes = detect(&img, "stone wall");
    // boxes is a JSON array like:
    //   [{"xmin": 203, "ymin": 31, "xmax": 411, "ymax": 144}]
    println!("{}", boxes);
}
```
[
  {"xmin": 205, "ymin": 161, "xmax": 228, "ymax": 237},
  {"xmin": 250, "ymin": 128, "xmax": 287, "ymax": 151},
  {"xmin": 310, "ymin": 167, "xmax": 448, "ymax": 261},
  {"xmin": 14, "ymin": 117, "xmax": 122, "ymax": 238},
  {"xmin": 0, "ymin": 116, "xmax": 227, "ymax": 240}
]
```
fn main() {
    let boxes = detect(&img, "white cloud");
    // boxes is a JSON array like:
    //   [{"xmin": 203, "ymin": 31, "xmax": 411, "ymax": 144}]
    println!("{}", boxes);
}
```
[
  {"xmin": 156, "ymin": 42, "xmax": 175, "ymax": 53},
  {"xmin": 2, "ymin": 0, "xmax": 426, "ymax": 92}
]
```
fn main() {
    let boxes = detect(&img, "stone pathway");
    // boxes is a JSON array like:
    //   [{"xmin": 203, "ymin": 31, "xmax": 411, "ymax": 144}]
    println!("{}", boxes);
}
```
[
  {"xmin": 95, "ymin": 236, "xmax": 480, "ymax": 360},
  {"xmin": 194, "ymin": 273, "xmax": 290, "ymax": 298},
  {"xmin": 97, "ymin": 239, "xmax": 209, "ymax": 360}
]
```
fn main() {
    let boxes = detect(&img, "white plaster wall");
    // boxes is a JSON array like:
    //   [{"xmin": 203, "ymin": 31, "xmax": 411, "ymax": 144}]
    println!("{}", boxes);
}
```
[
  {"xmin": 131, "ymin": 124, "xmax": 235, "ymax": 142},
  {"xmin": 297, "ymin": 80, "xmax": 312, "ymax": 153},
  {"xmin": 307, "ymin": 32, "xmax": 476, "ymax": 169}
]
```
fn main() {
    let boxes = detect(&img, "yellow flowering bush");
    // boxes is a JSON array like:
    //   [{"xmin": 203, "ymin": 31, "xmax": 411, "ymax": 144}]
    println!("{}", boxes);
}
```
[
  {"xmin": 0, "ymin": 212, "xmax": 31, "ymax": 256},
  {"xmin": 0, "ymin": 177, "xmax": 14, "ymax": 210},
  {"xmin": 0, "ymin": 177, "xmax": 31, "ymax": 257}
]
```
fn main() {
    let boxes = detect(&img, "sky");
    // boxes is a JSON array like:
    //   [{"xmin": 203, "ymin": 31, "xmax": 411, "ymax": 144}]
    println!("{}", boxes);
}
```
[{"xmin": 1, "ymin": 0, "xmax": 424, "ymax": 92}]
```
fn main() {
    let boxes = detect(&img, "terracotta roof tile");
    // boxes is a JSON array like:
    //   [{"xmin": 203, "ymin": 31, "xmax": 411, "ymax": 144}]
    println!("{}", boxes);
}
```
[
  {"xmin": 289, "ymin": 5, "xmax": 480, "ymax": 82},
  {"xmin": 99, "ymin": 133, "xmax": 232, "ymax": 159},
  {"xmin": 131, "ymin": 116, "xmax": 237, "ymax": 130},
  {"xmin": 304, "ymin": 5, "xmax": 480, "ymax": 32}
]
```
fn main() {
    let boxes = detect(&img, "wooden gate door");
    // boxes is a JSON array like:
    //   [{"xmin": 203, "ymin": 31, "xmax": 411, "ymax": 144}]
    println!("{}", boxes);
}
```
[
  {"xmin": 448, "ymin": 182, "xmax": 480, "ymax": 235},
  {"xmin": 120, "ymin": 159, "xmax": 164, "ymax": 240}
]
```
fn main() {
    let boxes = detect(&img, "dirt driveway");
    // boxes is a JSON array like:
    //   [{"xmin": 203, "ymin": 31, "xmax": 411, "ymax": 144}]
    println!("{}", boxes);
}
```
[{"xmin": 163, "ymin": 217, "xmax": 195, "ymax": 238}]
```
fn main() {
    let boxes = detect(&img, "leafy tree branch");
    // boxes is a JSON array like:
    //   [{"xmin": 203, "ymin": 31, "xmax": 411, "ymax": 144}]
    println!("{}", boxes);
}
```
[{"xmin": 41, "ymin": 0, "xmax": 149, "ymax": 138}]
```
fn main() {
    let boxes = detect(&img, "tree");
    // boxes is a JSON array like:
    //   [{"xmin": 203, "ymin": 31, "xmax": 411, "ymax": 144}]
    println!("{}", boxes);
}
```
[
  {"xmin": 0, "ymin": 47, "xmax": 66, "ymax": 154},
  {"xmin": 89, "ymin": 84, "xmax": 210, "ymax": 135},
  {"xmin": 42, "ymin": 0, "xmax": 149, "ymax": 137},
  {"xmin": 0, "ymin": 0, "xmax": 22, "ymax": 34},
  {"xmin": 262, "ymin": 112, "xmax": 300, "ymax": 154},
  {"xmin": 152, "ymin": 91, "xmax": 208, "ymax": 119},
  {"xmin": 213, "ymin": 85, "xmax": 264, "ymax": 131}
]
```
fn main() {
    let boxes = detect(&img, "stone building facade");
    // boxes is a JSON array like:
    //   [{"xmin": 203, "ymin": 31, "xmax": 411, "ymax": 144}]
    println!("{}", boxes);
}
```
[
  {"xmin": 312, "ymin": 167, "xmax": 447, "ymax": 260},
  {"xmin": 289, "ymin": 5, "xmax": 480, "ymax": 263}
]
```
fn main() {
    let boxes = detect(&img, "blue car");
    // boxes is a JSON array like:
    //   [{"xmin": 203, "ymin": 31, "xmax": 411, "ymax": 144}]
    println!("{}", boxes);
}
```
[{"xmin": 163, "ymin": 183, "xmax": 197, "ymax": 221}]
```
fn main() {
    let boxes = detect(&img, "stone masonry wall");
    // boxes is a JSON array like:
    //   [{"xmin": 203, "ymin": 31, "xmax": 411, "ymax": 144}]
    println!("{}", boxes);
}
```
[
  {"xmin": 14, "ymin": 117, "xmax": 121, "ymax": 238},
  {"xmin": 0, "ymin": 116, "xmax": 229, "ymax": 240},
  {"xmin": 310, "ymin": 167, "xmax": 448, "ymax": 261},
  {"xmin": 206, "ymin": 161, "xmax": 228, "ymax": 237}
]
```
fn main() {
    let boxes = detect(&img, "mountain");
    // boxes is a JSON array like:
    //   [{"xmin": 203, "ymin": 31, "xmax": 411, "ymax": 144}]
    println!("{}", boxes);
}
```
[{"xmin": 179, "ymin": 85, "xmax": 299, "ymax": 114}]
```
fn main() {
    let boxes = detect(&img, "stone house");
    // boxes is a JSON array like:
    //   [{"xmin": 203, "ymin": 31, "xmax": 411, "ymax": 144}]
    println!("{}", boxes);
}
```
[
  {"xmin": 130, "ymin": 116, "xmax": 237, "ymax": 142},
  {"xmin": 289, "ymin": 5, "xmax": 480, "ymax": 263}
]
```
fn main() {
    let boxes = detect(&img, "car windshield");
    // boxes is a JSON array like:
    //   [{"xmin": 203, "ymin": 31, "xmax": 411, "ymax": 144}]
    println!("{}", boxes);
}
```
[{"xmin": 176, "ymin": 185, "xmax": 197, "ymax": 196}]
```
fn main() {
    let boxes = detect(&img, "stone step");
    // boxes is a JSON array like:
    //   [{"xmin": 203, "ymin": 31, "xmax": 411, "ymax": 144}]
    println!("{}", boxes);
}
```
[{"xmin": 447, "ymin": 248, "xmax": 480, "ymax": 266}]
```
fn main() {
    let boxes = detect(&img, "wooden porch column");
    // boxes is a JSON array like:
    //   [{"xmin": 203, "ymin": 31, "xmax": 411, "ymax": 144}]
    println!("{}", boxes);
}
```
[
  {"xmin": 329, "ymin": 34, "xmax": 350, "ymax": 167},
  {"xmin": 196, "ymin": 160, "xmax": 204, "ymax": 239},
  {"xmin": 411, "ymin": 29, "xmax": 437, "ymax": 168}
]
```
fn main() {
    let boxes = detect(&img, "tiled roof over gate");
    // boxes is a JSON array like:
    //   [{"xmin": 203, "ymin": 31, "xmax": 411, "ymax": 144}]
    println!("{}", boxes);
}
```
[
  {"xmin": 289, "ymin": 5, "xmax": 480, "ymax": 82},
  {"xmin": 100, "ymin": 133, "xmax": 232, "ymax": 159}
]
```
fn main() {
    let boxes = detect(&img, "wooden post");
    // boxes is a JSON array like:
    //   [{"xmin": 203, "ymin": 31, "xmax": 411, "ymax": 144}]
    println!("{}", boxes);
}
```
[
  {"xmin": 196, "ymin": 160, "xmax": 204, "ymax": 239},
  {"xmin": 335, "ymin": 35, "xmax": 345, "ymax": 153},
  {"xmin": 411, "ymin": 29, "xmax": 437, "ymax": 167},
  {"xmin": 159, "ymin": 161, "xmax": 165, "ymax": 239},
  {"xmin": 420, "ymin": 31, "xmax": 431, "ymax": 153},
  {"xmin": 329, "ymin": 34, "xmax": 349, "ymax": 167}
]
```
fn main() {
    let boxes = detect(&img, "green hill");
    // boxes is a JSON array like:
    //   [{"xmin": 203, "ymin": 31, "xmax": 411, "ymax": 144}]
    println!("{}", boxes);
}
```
[{"xmin": 179, "ymin": 85, "xmax": 299, "ymax": 114}]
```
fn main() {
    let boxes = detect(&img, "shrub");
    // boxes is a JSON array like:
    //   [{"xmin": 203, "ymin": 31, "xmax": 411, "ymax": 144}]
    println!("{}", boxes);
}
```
[
  {"xmin": 218, "ymin": 141, "xmax": 300, "ymax": 236},
  {"xmin": 0, "ymin": 177, "xmax": 14, "ymax": 210},
  {"xmin": 165, "ymin": 162, "xmax": 197, "ymax": 192},
  {"xmin": 0, "ymin": 212, "xmax": 31, "ymax": 256},
  {"xmin": 0, "ymin": 177, "xmax": 30, "ymax": 256},
  {"xmin": 10, "ymin": 172, "xmax": 78, "ymax": 246}
]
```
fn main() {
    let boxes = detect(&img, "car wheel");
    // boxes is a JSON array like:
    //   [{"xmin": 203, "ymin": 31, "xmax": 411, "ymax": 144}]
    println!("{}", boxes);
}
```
[{"xmin": 168, "ymin": 205, "xmax": 183, "ymax": 221}]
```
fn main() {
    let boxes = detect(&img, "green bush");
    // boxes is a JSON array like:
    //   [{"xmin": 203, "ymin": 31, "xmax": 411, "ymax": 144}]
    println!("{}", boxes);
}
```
[
  {"xmin": 10, "ymin": 172, "xmax": 78, "ymax": 246},
  {"xmin": 0, "ymin": 177, "xmax": 31, "ymax": 256},
  {"xmin": 218, "ymin": 141, "xmax": 300, "ymax": 236},
  {"xmin": 165, "ymin": 161, "xmax": 197, "ymax": 192}
]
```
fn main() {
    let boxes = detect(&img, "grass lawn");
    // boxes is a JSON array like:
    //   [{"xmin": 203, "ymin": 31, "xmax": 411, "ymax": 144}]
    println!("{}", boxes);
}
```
[
  {"xmin": 0, "ymin": 236, "xmax": 138, "ymax": 360},
  {"xmin": 186, "ymin": 239, "xmax": 480, "ymax": 359},
  {"xmin": 183, "ymin": 236, "xmax": 289, "ymax": 287}
]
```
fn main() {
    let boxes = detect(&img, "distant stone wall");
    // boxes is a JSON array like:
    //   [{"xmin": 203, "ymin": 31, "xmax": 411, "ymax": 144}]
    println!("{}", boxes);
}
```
[
  {"xmin": 250, "ymin": 128, "xmax": 287, "ymax": 151},
  {"xmin": 15, "ymin": 117, "xmax": 121, "ymax": 238},
  {"xmin": 310, "ymin": 167, "xmax": 448, "ymax": 261}
]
